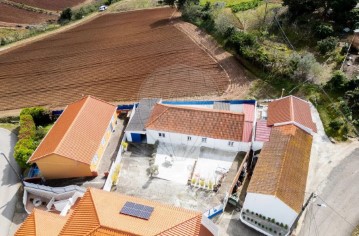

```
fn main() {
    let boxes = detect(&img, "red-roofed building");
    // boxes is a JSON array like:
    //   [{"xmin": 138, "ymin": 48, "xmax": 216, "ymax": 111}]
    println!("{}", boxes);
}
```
[
  {"xmin": 267, "ymin": 96, "xmax": 317, "ymax": 133},
  {"xmin": 145, "ymin": 103, "xmax": 252, "ymax": 152},
  {"xmin": 16, "ymin": 188, "xmax": 215, "ymax": 236},
  {"xmin": 28, "ymin": 96, "xmax": 117, "ymax": 179}
]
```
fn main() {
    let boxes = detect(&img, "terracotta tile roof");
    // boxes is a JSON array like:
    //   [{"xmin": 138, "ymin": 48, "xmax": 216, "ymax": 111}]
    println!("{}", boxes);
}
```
[
  {"xmin": 60, "ymin": 188, "xmax": 206, "ymax": 236},
  {"xmin": 15, "ymin": 209, "xmax": 69, "ymax": 236},
  {"xmin": 15, "ymin": 211, "xmax": 36, "ymax": 236},
  {"xmin": 146, "ymin": 103, "xmax": 246, "ymax": 142},
  {"xmin": 267, "ymin": 96, "xmax": 317, "ymax": 133},
  {"xmin": 28, "ymin": 96, "xmax": 116, "ymax": 164},
  {"xmin": 243, "ymin": 104, "xmax": 255, "ymax": 122},
  {"xmin": 255, "ymin": 120, "xmax": 272, "ymax": 142},
  {"xmin": 247, "ymin": 125, "xmax": 313, "ymax": 213}
]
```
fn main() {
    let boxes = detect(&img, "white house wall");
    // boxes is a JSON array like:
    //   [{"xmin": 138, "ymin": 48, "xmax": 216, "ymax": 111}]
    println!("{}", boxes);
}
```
[
  {"xmin": 252, "ymin": 141, "xmax": 264, "ymax": 152},
  {"xmin": 146, "ymin": 129, "xmax": 251, "ymax": 152},
  {"xmin": 242, "ymin": 193, "xmax": 298, "ymax": 226}
]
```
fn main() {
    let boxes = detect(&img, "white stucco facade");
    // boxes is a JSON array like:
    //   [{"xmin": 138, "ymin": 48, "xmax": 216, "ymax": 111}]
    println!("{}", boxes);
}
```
[
  {"xmin": 146, "ymin": 129, "xmax": 251, "ymax": 152},
  {"xmin": 242, "ymin": 193, "xmax": 298, "ymax": 227}
]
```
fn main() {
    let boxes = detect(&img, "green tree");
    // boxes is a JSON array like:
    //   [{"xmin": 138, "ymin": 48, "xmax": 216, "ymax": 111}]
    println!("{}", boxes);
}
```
[
  {"xmin": 58, "ymin": 8, "xmax": 72, "ymax": 23},
  {"xmin": 328, "ymin": 0, "xmax": 357, "ymax": 23},
  {"xmin": 317, "ymin": 37, "xmax": 338, "ymax": 55},
  {"xmin": 283, "ymin": 0, "xmax": 320, "ymax": 16},
  {"xmin": 315, "ymin": 24, "xmax": 334, "ymax": 39},
  {"xmin": 325, "ymin": 71, "xmax": 348, "ymax": 92},
  {"xmin": 289, "ymin": 53, "xmax": 321, "ymax": 81}
]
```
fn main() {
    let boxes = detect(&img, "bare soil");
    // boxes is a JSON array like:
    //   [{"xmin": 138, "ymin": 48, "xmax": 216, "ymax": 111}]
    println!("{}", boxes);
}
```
[
  {"xmin": 10, "ymin": 0, "xmax": 88, "ymax": 11},
  {"xmin": 0, "ymin": 8, "xmax": 230, "ymax": 111},
  {"xmin": 0, "ymin": 2, "xmax": 56, "ymax": 25}
]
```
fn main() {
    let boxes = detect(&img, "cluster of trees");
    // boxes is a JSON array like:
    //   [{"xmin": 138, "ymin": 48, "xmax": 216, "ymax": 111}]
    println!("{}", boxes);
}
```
[
  {"xmin": 283, "ymin": 0, "xmax": 358, "ymax": 25},
  {"xmin": 325, "ymin": 71, "xmax": 359, "ymax": 129},
  {"xmin": 13, "ymin": 107, "xmax": 51, "ymax": 168}
]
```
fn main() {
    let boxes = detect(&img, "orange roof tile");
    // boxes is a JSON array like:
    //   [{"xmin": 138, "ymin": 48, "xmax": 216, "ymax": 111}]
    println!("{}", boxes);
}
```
[
  {"xmin": 15, "ymin": 211, "xmax": 36, "ymax": 236},
  {"xmin": 60, "ymin": 188, "xmax": 207, "ymax": 236},
  {"xmin": 247, "ymin": 125, "xmax": 313, "ymax": 213},
  {"xmin": 15, "ymin": 209, "xmax": 69, "ymax": 236},
  {"xmin": 28, "ymin": 96, "xmax": 116, "ymax": 164},
  {"xmin": 146, "ymin": 103, "xmax": 246, "ymax": 142},
  {"xmin": 267, "ymin": 96, "xmax": 317, "ymax": 133},
  {"xmin": 18, "ymin": 188, "xmax": 211, "ymax": 236}
]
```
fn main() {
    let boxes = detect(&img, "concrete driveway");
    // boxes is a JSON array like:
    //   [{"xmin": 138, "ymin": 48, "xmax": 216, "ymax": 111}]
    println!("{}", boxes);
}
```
[{"xmin": 0, "ymin": 128, "xmax": 21, "ymax": 236}]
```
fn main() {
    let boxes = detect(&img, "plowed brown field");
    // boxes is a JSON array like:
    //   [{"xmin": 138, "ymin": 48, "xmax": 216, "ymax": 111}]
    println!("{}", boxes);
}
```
[
  {"xmin": 11, "ymin": 0, "xmax": 86, "ymax": 11},
  {"xmin": 0, "ymin": 8, "xmax": 229, "ymax": 111},
  {"xmin": 0, "ymin": 3, "xmax": 56, "ymax": 24}
]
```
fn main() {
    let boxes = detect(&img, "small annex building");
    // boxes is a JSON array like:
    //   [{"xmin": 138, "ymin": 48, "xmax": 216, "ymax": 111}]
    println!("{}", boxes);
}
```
[
  {"xmin": 27, "ymin": 96, "xmax": 117, "ymax": 179},
  {"xmin": 16, "ymin": 188, "xmax": 214, "ymax": 236}
]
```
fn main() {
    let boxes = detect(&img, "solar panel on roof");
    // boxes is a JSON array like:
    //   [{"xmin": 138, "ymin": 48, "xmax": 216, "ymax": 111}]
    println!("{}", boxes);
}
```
[{"xmin": 120, "ymin": 201, "xmax": 154, "ymax": 220}]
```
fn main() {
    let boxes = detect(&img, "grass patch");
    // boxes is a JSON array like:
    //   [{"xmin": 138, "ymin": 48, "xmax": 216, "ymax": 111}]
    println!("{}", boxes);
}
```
[
  {"xmin": 200, "ymin": 0, "xmax": 252, "ymax": 7},
  {"xmin": 0, "ymin": 123, "xmax": 20, "ymax": 134},
  {"xmin": 353, "ymin": 224, "xmax": 359, "ymax": 236}
]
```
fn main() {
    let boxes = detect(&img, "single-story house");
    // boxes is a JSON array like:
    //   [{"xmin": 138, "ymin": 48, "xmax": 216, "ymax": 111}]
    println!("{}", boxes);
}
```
[
  {"xmin": 16, "ymin": 188, "xmax": 215, "ymax": 236},
  {"xmin": 27, "ymin": 96, "xmax": 117, "ymax": 179},
  {"xmin": 125, "ymin": 99, "xmax": 256, "ymax": 152},
  {"xmin": 146, "ymin": 103, "xmax": 252, "ymax": 152},
  {"xmin": 240, "ymin": 124, "xmax": 313, "ymax": 236}
]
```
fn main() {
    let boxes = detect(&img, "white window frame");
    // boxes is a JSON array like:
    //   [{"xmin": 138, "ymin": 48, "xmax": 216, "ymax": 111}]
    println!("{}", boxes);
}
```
[
  {"xmin": 187, "ymin": 136, "xmax": 192, "ymax": 141},
  {"xmin": 159, "ymin": 133, "xmax": 165, "ymax": 138},
  {"xmin": 202, "ymin": 137, "xmax": 207, "ymax": 143},
  {"xmin": 228, "ymin": 141, "xmax": 234, "ymax": 147}
]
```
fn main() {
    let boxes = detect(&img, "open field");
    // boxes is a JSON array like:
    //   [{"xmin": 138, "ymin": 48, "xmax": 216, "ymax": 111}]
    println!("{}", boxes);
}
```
[
  {"xmin": 11, "ymin": 0, "xmax": 88, "ymax": 11},
  {"xmin": 0, "ymin": 3, "xmax": 56, "ymax": 25},
  {"xmin": 0, "ymin": 8, "xmax": 229, "ymax": 111}
]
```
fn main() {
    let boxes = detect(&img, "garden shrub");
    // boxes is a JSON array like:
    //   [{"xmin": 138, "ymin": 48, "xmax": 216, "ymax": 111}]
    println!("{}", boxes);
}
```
[
  {"xmin": 329, "ymin": 119, "xmax": 344, "ymax": 131},
  {"xmin": 20, "ymin": 107, "xmax": 51, "ymax": 126},
  {"xmin": 317, "ymin": 37, "xmax": 338, "ymax": 55},
  {"xmin": 231, "ymin": 0, "xmax": 262, "ymax": 13},
  {"xmin": 18, "ymin": 115, "xmax": 36, "ymax": 140},
  {"xmin": 315, "ymin": 24, "xmax": 334, "ymax": 39},
  {"xmin": 325, "ymin": 71, "xmax": 348, "ymax": 92}
]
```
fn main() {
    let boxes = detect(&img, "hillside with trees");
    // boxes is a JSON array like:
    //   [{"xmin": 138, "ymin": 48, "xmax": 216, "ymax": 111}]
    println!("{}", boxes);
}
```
[{"xmin": 179, "ymin": 0, "xmax": 359, "ymax": 141}]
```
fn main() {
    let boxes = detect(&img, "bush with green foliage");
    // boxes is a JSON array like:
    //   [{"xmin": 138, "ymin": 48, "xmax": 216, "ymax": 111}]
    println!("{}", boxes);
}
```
[
  {"xmin": 289, "ymin": 53, "xmax": 321, "ymax": 81},
  {"xmin": 317, "ymin": 37, "xmax": 338, "ymax": 55},
  {"xmin": 325, "ymin": 71, "xmax": 348, "ymax": 92},
  {"xmin": 58, "ymin": 8, "xmax": 72, "ymax": 24},
  {"xmin": 231, "ymin": 0, "xmax": 262, "ymax": 13},
  {"xmin": 315, "ymin": 24, "xmax": 334, "ymax": 39},
  {"xmin": 182, "ymin": 2, "xmax": 202, "ymax": 22},
  {"xmin": 329, "ymin": 119, "xmax": 344, "ymax": 131},
  {"xmin": 21, "ymin": 107, "xmax": 51, "ymax": 127},
  {"xmin": 14, "ymin": 115, "xmax": 36, "ymax": 168}
]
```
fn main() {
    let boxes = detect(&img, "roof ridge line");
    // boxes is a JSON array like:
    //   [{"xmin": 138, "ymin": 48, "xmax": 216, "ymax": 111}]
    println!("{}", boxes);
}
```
[
  {"xmin": 88, "ymin": 188, "xmax": 101, "ymax": 226},
  {"xmin": 31, "ymin": 153, "xmax": 91, "ymax": 165},
  {"xmin": 156, "ymin": 213, "xmax": 202, "ymax": 235},
  {"xmin": 273, "ymin": 127, "xmax": 295, "ymax": 197},
  {"xmin": 144, "ymin": 104, "xmax": 169, "ymax": 128},
  {"xmin": 161, "ymin": 103, "xmax": 245, "ymax": 115},
  {"xmin": 290, "ymin": 96, "xmax": 295, "ymax": 122},
  {"xmin": 54, "ymin": 97, "xmax": 89, "ymax": 154}
]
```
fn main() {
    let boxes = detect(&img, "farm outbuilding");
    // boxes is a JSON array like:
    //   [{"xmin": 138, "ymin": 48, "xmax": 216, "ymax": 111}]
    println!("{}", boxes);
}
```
[
  {"xmin": 27, "ymin": 96, "xmax": 117, "ymax": 179},
  {"xmin": 241, "ymin": 124, "xmax": 313, "ymax": 236}
]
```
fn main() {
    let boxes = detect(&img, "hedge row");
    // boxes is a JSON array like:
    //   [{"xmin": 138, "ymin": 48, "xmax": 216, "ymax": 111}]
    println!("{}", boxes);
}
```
[
  {"xmin": 14, "ymin": 107, "xmax": 52, "ymax": 168},
  {"xmin": 231, "ymin": 0, "xmax": 262, "ymax": 13},
  {"xmin": 14, "ymin": 115, "xmax": 36, "ymax": 168}
]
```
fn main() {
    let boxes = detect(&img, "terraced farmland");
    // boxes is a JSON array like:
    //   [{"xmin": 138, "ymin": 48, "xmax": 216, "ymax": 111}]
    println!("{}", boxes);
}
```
[
  {"xmin": 0, "ymin": 2, "xmax": 56, "ymax": 24},
  {"xmin": 11, "ymin": 0, "xmax": 87, "ymax": 11},
  {"xmin": 0, "ymin": 8, "xmax": 229, "ymax": 111}
]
